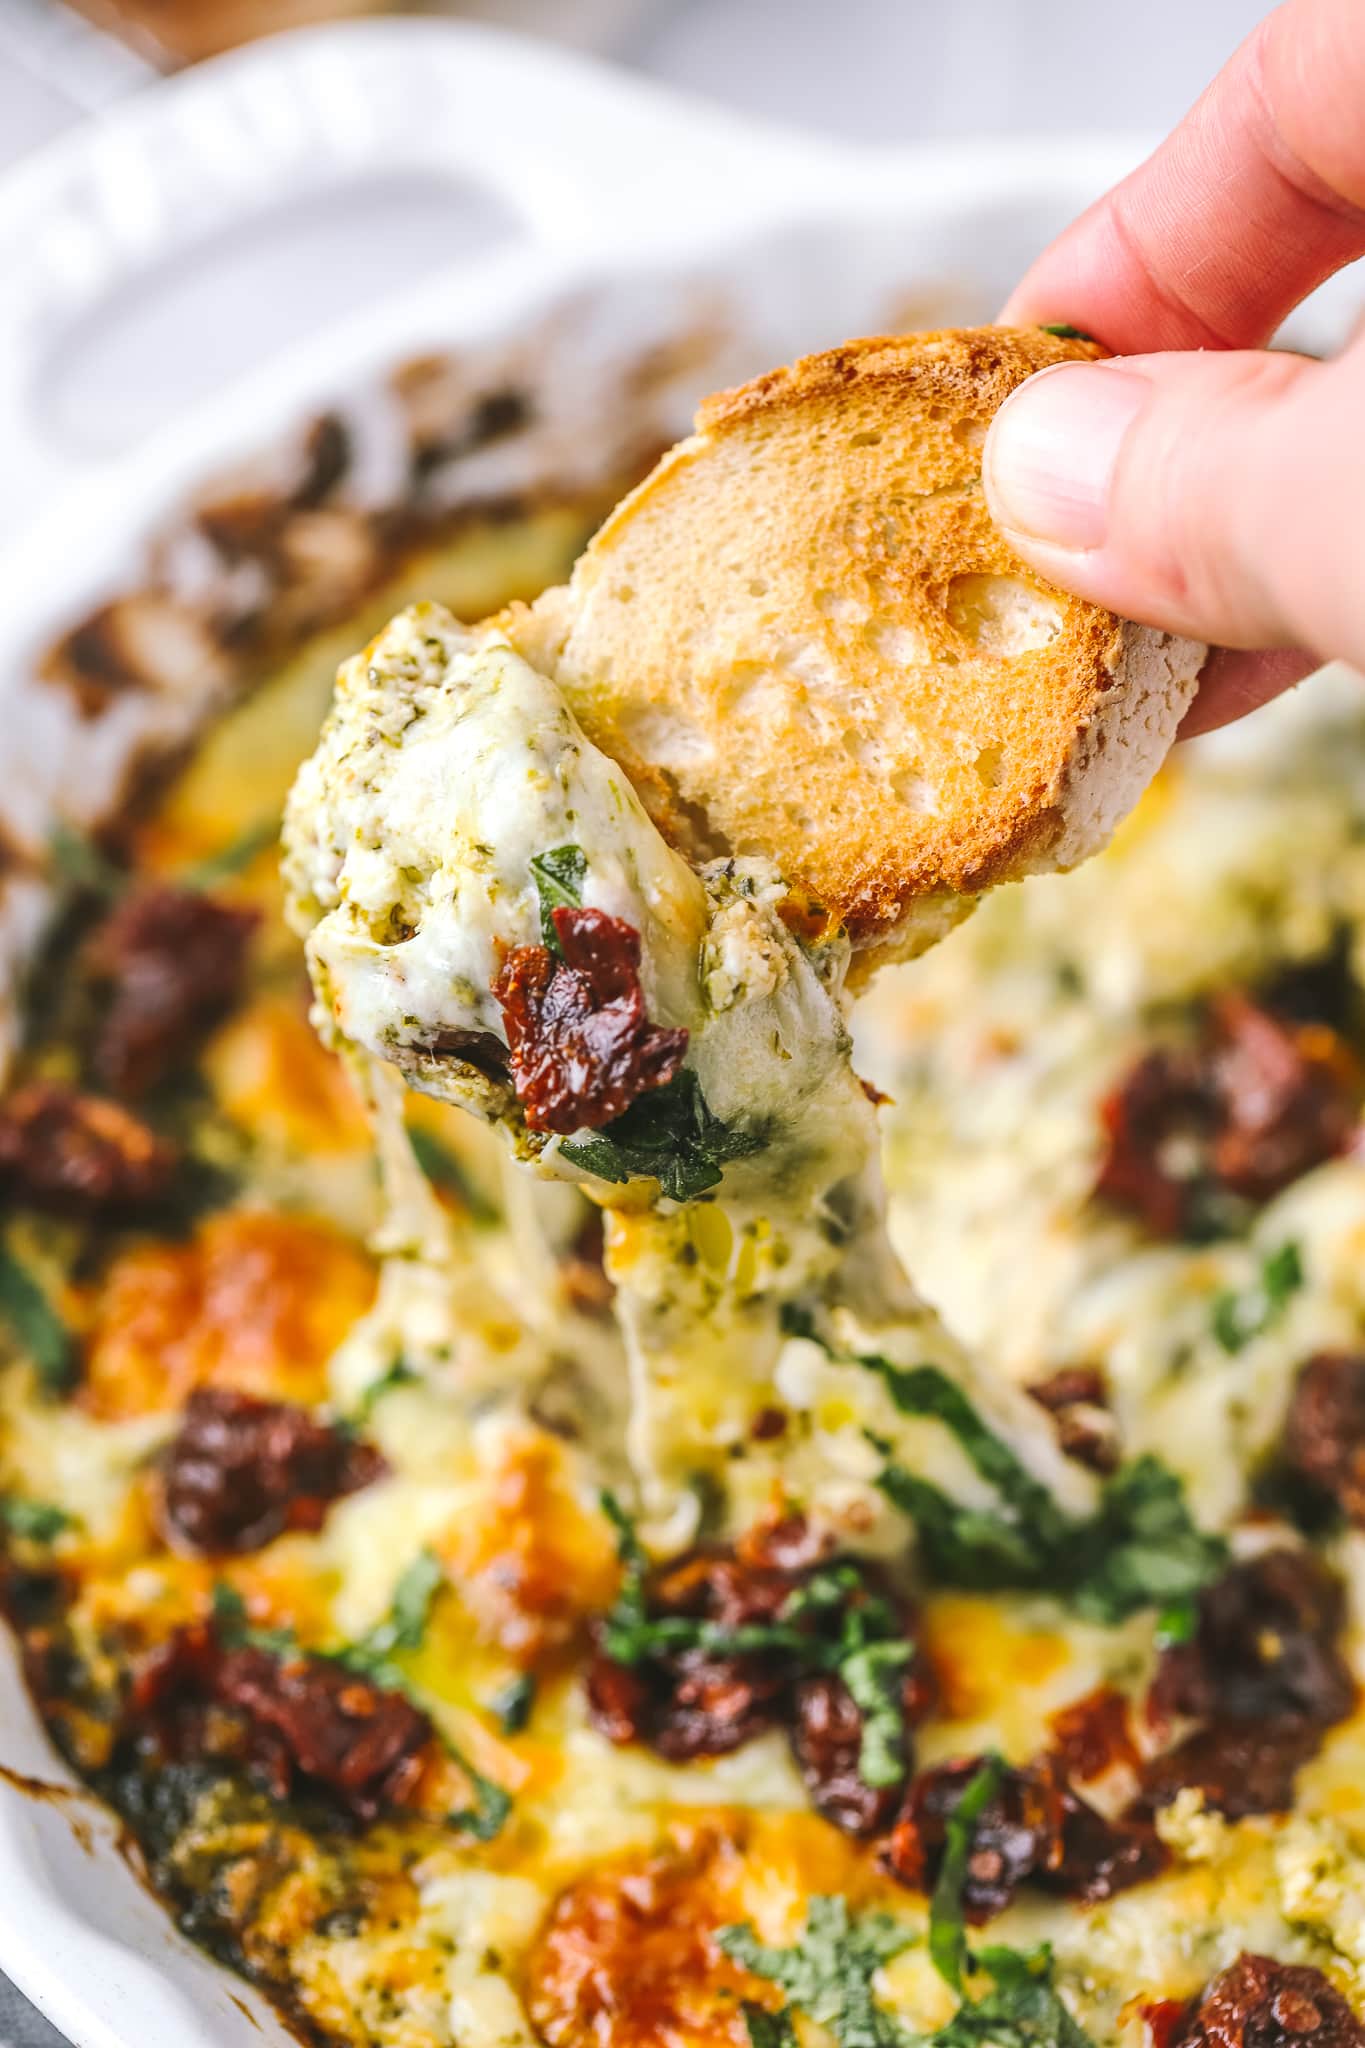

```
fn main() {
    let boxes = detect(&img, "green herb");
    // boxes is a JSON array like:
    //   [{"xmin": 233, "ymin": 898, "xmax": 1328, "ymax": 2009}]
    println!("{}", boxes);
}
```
[
  {"xmin": 209, "ymin": 1579, "xmax": 510, "ymax": 1841},
  {"xmin": 1, "ymin": 1497, "xmax": 75, "ymax": 1543},
  {"xmin": 600, "ymin": 1489, "xmax": 650, "ymax": 1621},
  {"xmin": 1155, "ymin": 1596, "xmax": 1198, "ymax": 1647},
  {"xmin": 930, "ymin": 1944, "xmax": 1094, "ymax": 2048},
  {"xmin": 718, "ymin": 1897, "xmax": 916, "ymax": 2048},
  {"xmin": 562, "ymin": 1068, "xmax": 764, "ymax": 1202},
  {"xmin": 182, "ymin": 817, "xmax": 280, "ymax": 889},
  {"xmin": 865, "ymin": 1354, "xmax": 1225, "ymax": 1622},
  {"xmin": 445, "ymin": 1748, "xmax": 513, "ymax": 1841},
  {"xmin": 724, "ymin": 1898, "xmax": 1094, "ymax": 2048},
  {"xmin": 0, "ymin": 1242, "xmax": 75, "ymax": 1391},
  {"xmin": 350, "ymin": 1548, "xmax": 444, "ymax": 1665},
  {"xmin": 1069, "ymin": 1454, "xmax": 1227, "ymax": 1625},
  {"xmin": 929, "ymin": 1753, "xmax": 1005, "ymax": 1993},
  {"xmin": 351, "ymin": 1357, "xmax": 419, "ymax": 1425},
  {"xmin": 864, "ymin": 1361, "xmax": 1070, "ymax": 1551},
  {"xmin": 599, "ymin": 1500, "xmax": 915, "ymax": 1793},
  {"xmin": 408, "ymin": 1125, "xmax": 499, "ymax": 1223},
  {"xmin": 875, "ymin": 1457, "xmax": 1045, "ymax": 1590},
  {"xmin": 209, "ymin": 1581, "xmax": 299, "ymax": 1657},
  {"xmin": 1039, "ymin": 323, "xmax": 1096, "ymax": 344},
  {"xmin": 47, "ymin": 822, "xmax": 125, "ymax": 900},
  {"xmin": 216, "ymin": 1550, "xmax": 443, "ymax": 1674},
  {"xmin": 530, "ymin": 844, "xmax": 588, "ymax": 952},
  {"xmin": 1210, "ymin": 1241, "xmax": 1304, "ymax": 1353},
  {"xmin": 489, "ymin": 1672, "xmax": 537, "ymax": 1734},
  {"xmin": 211, "ymin": 1581, "xmax": 248, "ymax": 1632},
  {"xmin": 741, "ymin": 2005, "xmax": 800, "ymax": 2048},
  {"xmin": 841, "ymin": 1640, "xmax": 916, "ymax": 1788}
]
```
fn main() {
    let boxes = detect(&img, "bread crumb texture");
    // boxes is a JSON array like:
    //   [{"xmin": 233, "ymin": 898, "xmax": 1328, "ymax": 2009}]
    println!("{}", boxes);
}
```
[{"xmin": 512, "ymin": 328, "xmax": 1203, "ymax": 959}]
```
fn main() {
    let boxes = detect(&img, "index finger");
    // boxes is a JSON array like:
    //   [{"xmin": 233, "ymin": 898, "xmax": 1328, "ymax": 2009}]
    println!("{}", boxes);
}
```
[{"xmin": 1001, "ymin": 0, "xmax": 1365, "ymax": 353}]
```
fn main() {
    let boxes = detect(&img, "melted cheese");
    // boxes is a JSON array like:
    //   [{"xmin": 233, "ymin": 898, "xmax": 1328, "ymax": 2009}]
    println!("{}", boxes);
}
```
[
  {"xmin": 283, "ymin": 604, "xmax": 1088, "ymax": 1546},
  {"xmin": 11, "ymin": 598, "xmax": 1365, "ymax": 2048}
]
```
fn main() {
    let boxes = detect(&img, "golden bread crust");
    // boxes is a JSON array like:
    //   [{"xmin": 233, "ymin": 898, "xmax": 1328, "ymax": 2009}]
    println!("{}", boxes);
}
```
[{"xmin": 507, "ymin": 327, "xmax": 1204, "ymax": 951}]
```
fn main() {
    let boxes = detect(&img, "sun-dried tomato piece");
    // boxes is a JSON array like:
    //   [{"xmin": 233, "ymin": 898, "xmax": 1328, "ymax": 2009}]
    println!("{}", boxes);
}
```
[
  {"xmin": 1149, "ymin": 1550, "xmax": 1352, "ymax": 1732},
  {"xmin": 1162, "ymin": 1954, "xmax": 1365, "ymax": 2048},
  {"xmin": 157, "ymin": 1388, "xmax": 386, "ymax": 1555},
  {"xmin": 1096, "ymin": 995, "xmax": 1358, "ymax": 1238},
  {"xmin": 214, "ymin": 1645, "xmax": 428, "ymax": 1818},
  {"xmin": 127, "ymin": 1620, "xmax": 430, "ymax": 1823},
  {"xmin": 524, "ymin": 1834, "xmax": 770, "ymax": 2048},
  {"xmin": 789, "ymin": 1671, "xmax": 903, "ymax": 1835},
  {"xmin": 882, "ymin": 1755, "xmax": 1166, "ymax": 1915},
  {"xmin": 1283, "ymin": 1353, "xmax": 1365, "ymax": 1527},
  {"xmin": 0, "ymin": 1081, "xmax": 177, "ymax": 1217},
  {"xmin": 583, "ymin": 1654, "xmax": 653, "ymax": 1747},
  {"xmin": 1027, "ymin": 1366, "xmax": 1120, "ymax": 1474},
  {"xmin": 735, "ymin": 1510, "xmax": 833, "ymax": 1573},
  {"xmin": 585, "ymin": 1536, "xmax": 929, "ymax": 1818},
  {"xmin": 1211, "ymin": 995, "xmax": 1360, "ymax": 1199},
  {"xmin": 1145, "ymin": 2000, "xmax": 1197, "ymax": 2048},
  {"xmin": 85, "ymin": 885, "xmax": 259, "ymax": 1097},
  {"xmin": 1140, "ymin": 1721, "xmax": 1325, "ymax": 1822},
  {"xmin": 493, "ymin": 907, "xmax": 687, "ymax": 1135},
  {"xmin": 1141, "ymin": 1550, "xmax": 1354, "ymax": 1818},
  {"xmin": 650, "ymin": 1646, "xmax": 791, "ymax": 1762},
  {"xmin": 586, "ymin": 1548, "xmax": 793, "ymax": 1763},
  {"xmin": 1049, "ymin": 1685, "xmax": 1141, "ymax": 1785}
]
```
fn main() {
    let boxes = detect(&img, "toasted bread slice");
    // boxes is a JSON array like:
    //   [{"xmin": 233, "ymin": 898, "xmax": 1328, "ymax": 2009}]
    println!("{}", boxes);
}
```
[{"xmin": 505, "ymin": 327, "xmax": 1204, "ymax": 962}]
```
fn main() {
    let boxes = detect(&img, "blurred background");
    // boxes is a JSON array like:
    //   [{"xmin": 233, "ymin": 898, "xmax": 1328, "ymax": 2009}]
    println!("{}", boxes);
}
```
[{"xmin": 1, "ymin": 0, "xmax": 1275, "ymax": 170}]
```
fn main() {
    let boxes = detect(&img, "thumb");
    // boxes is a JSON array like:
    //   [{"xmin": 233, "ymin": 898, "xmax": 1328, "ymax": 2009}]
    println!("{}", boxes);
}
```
[{"xmin": 982, "ymin": 342, "xmax": 1365, "ymax": 670}]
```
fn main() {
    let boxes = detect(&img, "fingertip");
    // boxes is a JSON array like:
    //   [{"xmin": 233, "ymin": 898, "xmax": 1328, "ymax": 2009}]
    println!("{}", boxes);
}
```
[{"xmin": 1177, "ymin": 645, "xmax": 1320, "ymax": 739}]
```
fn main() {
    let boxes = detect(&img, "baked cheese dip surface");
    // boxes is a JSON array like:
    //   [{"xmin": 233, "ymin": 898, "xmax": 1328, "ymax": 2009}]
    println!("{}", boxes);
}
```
[{"xmin": 4, "ymin": 585, "xmax": 1365, "ymax": 2048}]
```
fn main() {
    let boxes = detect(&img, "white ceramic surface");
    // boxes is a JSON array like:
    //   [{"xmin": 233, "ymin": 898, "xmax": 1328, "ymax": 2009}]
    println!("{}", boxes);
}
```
[{"xmin": 0, "ymin": 21, "xmax": 1361, "ymax": 2048}]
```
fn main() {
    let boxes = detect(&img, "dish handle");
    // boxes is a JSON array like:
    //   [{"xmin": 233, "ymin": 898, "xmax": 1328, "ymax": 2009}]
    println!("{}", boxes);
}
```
[{"xmin": 0, "ymin": 16, "xmax": 838, "ymax": 512}]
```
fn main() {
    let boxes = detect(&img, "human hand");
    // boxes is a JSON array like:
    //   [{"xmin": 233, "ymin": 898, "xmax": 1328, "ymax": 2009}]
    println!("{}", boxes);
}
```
[{"xmin": 983, "ymin": 0, "xmax": 1365, "ymax": 734}]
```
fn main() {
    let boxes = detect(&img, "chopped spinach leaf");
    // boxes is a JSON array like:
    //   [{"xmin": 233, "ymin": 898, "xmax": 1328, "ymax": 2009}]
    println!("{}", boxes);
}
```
[
  {"xmin": 0, "ymin": 1242, "xmax": 75, "ymax": 1391},
  {"xmin": 47, "ymin": 822, "xmax": 125, "ymax": 900},
  {"xmin": 489, "ymin": 1671, "xmax": 537, "ymax": 1734},
  {"xmin": 445, "ymin": 1745, "xmax": 514, "ymax": 1841},
  {"xmin": 1, "ymin": 1496, "xmax": 75, "ymax": 1543},
  {"xmin": 209, "ymin": 1581, "xmax": 299, "ymax": 1658},
  {"xmin": 562, "ymin": 1067, "xmax": 764, "ymax": 1202},
  {"xmin": 352, "ymin": 1547, "xmax": 444, "ymax": 1662},
  {"xmin": 351, "ymin": 1357, "xmax": 420, "ymax": 1425},
  {"xmin": 723, "ymin": 1898, "xmax": 1093, "ymax": 2048},
  {"xmin": 210, "ymin": 1578, "xmax": 510, "ymax": 1840},
  {"xmin": 1069, "ymin": 1454, "xmax": 1227, "ymax": 1625},
  {"xmin": 407, "ymin": 1126, "xmax": 499, "ymax": 1223},
  {"xmin": 598, "ymin": 1506, "xmax": 915, "ymax": 1792},
  {"xmin": 865, "ymin": 1360, "xmax": 1071, "ymax": 1550},
  {"xmin": 530, "ymin": 844, "xmax": 588, "ymax": 952},
  {"xmin": 183, "ymin": 817, "xmax": 280, "ymax": 889},
  {"xmin": 840, "ymin": 1639, "xmax": 916, "ymax": 1788},
  {"xmin": 931, "ymin": 1944, "xmax": 1095, "ymax": 2048},
  {"xmin": 718, "ymin": 1897, "xmax": 916, "ymax": 2048},
  {"xmin": 862, "ymin": 1351, "xmax": 1224, "ymax": 1621},
  {"xmin": 600, "ymin": 1490, "xmax": 650, "ymax": 1618},
  {"xmin": 875, "ymin": 1456, "xmax": 1046, "ymax": 1590},
  {"xmin": 210, "ymin": 1581, "xmax": 248, "ymax": 1632},
  {"xmin": 929, "ymin": 1752, "xmax": 1005, "ymax": 1992},
  {"xmin": 1210, "ymin": 1240, "xmax": 1304, "ymax": 1353},
  {"xmin": 1039, "ymin": 323, "xmax": 1096, "ymax": 344},
  {"xmin": 742, "ymin": 2005, "xmax": 800, "ymax": 2048},
  {"xmin": 1155, "ymin": 1596, "xmax": 1198, "ymax": 1647}
]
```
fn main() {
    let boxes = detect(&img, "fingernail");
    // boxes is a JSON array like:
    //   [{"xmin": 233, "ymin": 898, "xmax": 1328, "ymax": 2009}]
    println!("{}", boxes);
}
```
[{"xmin": 984, "ymin": 363, "xmax": 1151, "ymax": 551}]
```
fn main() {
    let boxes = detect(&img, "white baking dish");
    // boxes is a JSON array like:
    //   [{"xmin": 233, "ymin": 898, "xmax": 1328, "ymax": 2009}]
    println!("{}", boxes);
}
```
[{"xmin": 0, "ymin": 21, "xmax": 1361, "ymax": 2048}]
